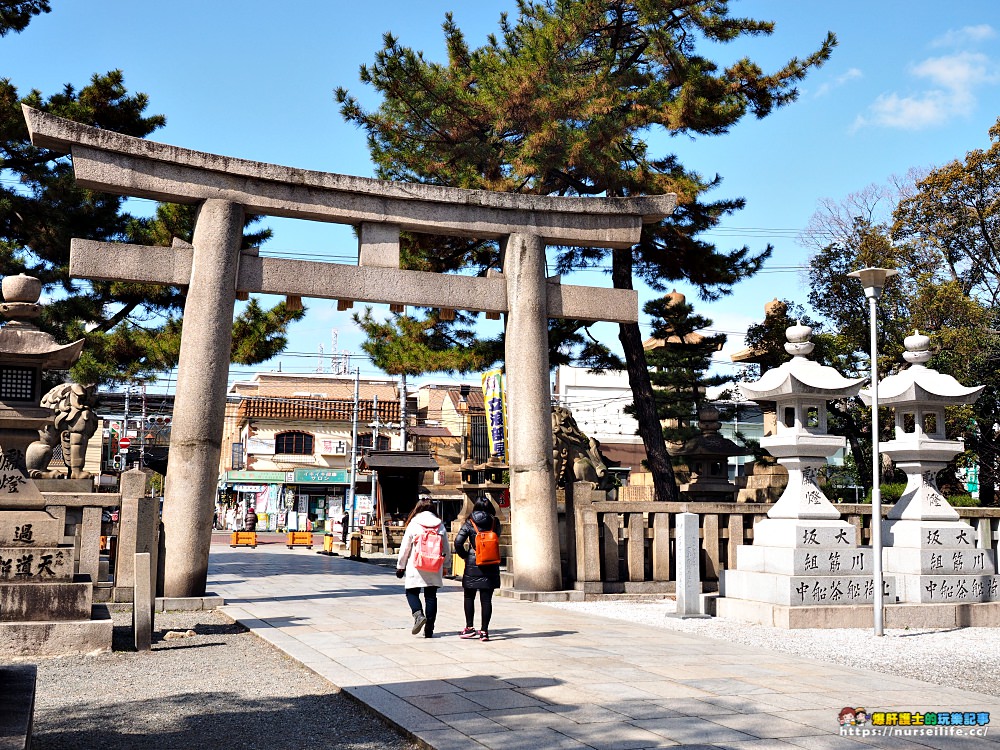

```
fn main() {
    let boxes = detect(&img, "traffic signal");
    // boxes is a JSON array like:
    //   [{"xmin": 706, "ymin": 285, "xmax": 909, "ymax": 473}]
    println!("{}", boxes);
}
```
[
  {"xmin": 112, "ymin": 455, "xmax": 122, "ymax": 470},
  {"xmin": 146, "ymin": 416, "xmax": 172, "ymax": 425}
]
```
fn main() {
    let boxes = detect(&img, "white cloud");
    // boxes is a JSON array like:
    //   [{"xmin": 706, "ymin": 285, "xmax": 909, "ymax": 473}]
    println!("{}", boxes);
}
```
[
  {"xmin": 813, "ymin": 67, "xmax": 863, "ymax": 98},
  {"xmin": 912, "ymin": 51, "xmax": 996, "ymax": 91},
  {"xmin": 853, "ymin": 51, "xmax": 999, "ymax": 131},
  {"xmin": 931, "ymin": 24, "xmax": 996, "ymax": 48}
]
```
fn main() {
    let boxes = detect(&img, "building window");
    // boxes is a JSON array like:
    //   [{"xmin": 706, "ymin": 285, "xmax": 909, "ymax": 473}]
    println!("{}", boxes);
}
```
[
  {"xmin": 357, "ymin": 433, "xmax": 390, "ymax": 452},
  {"xmin": 275, "ymin": 431, "xmax": 314, "ymax": 455}
]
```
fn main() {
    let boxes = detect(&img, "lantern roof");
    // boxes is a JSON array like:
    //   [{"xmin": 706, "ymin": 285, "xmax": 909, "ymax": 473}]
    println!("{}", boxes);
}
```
[
  {"xmin": 739, "ymin": 322, "xmax": 865, "ymax": 400},
  {"xmin": 860, "ymin": 331, "xmax": 983, "ymax": 406}
]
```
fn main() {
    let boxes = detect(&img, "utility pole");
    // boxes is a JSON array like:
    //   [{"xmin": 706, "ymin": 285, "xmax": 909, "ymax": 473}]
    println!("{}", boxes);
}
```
[
  {"xmin": 372, "ymin": 394, "xmax": 389, "ymax": 553},
  {"xmin": 347, "ymin": 368, "xmax": 360, "ymax": 537},
  {"xmin": 399, "ymin": 373, "xmax": 407, "ymax": 450},
  {"xmin": 140, "ymin": 382, "xmax": 147, "ymax": 473}
]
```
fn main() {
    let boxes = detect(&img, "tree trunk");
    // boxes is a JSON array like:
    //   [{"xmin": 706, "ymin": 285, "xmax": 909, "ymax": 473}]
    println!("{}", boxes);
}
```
[{"xmin": 612, "ymin": 248, "xmax": 679, "ymax": 502}]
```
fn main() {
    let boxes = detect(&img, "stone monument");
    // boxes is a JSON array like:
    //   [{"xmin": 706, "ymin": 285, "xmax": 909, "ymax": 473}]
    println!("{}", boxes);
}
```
[
  {"xmin": 718, "ymin": 322, "xmax": 896, "ymax": 627},
  {"xmin": 868, "ymin": 331, "xmax": 1000, "ymax": 607}
]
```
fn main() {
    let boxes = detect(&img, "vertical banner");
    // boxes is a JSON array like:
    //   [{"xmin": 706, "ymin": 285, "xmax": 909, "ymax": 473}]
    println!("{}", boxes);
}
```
[{"xmin": 482, "ymin": 368, "xmax": 507, "ymax": 462}]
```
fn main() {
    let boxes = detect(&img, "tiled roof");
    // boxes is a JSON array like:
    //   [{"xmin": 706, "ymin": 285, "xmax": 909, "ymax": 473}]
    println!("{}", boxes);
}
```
[
  {"xmin": 238, "ymin": 397, "xmax": 399, "ymax": 422},
  {"xmin": 447, "ymin": 389, "xmax": 485, "ymax": 412}
]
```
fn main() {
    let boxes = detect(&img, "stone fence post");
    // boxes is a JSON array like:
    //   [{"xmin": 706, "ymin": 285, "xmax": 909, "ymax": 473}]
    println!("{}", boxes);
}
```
[{"xmin": 115, "ymin": 469, "xmax": 156, "ymax": 600}]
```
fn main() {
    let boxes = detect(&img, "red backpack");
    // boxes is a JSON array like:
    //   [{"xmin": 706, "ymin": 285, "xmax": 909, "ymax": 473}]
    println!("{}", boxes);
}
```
[
  {"xmin": 470, "ymin": 518, "xmax": 501, "ymax": 565},
  {"xmin": 412, "ymin": 524, "xmax": 444, "ymax": 573}
]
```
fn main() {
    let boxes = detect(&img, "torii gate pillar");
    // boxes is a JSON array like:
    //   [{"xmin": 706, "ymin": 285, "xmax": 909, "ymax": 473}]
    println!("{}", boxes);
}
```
[
  {"xmin": 161, "ymin": 200, "xmax": 243, "ymax": 597},
  {"xmin": 505, "ymin": 233, "xmax": 561, "ymax": 591}
]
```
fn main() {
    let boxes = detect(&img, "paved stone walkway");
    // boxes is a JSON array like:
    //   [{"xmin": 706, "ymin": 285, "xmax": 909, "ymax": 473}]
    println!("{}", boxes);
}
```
[{"xmin": 209, "ymin": 545, "xmax": 1000, "ymax": 750}]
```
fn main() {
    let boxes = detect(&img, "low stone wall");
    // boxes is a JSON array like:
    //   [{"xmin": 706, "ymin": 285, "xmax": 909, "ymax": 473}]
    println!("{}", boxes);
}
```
[{"xmin": 568, "ymin": 484, "xmax": 1000, "ymax": 594}]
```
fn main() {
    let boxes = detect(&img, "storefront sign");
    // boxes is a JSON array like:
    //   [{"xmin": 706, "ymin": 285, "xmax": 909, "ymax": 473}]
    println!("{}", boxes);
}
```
[
  {"xmin": 354, "ymin": 494, "xmax": 374, "ymax": 513},
  {"xmin": 233, "ymin": 484, "xmax": 267, "ymax": 493},
  {"xmin": 226, "ymin": 470, "xmax": 286, "ymax": 482},
  {"xmin": 293, "ymin": 468, "xmax": 350, "ymax": 484}
]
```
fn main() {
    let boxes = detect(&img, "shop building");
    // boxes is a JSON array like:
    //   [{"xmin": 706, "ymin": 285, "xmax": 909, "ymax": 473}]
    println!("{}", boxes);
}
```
[{"xmin": 218, "ymin": 373, "xmax": 402, "ymax": 533}]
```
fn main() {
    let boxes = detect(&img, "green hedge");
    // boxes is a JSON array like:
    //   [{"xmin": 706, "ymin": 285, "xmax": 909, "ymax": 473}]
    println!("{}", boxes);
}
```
[{"xmin": 861, "ymin": 483, "xmax": 981, "ymax": 507}]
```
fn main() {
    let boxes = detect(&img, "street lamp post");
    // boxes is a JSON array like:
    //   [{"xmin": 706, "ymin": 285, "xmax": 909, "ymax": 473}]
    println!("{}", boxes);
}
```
[{"xmin": 848, "ymin": 267, "xmax": 897, "ymax": 637}]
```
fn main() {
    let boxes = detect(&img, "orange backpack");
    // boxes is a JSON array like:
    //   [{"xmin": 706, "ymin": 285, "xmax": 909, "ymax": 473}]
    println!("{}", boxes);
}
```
[{"xmin": 470, "ymin": 518, "xmax": 501, "ymax": 565}]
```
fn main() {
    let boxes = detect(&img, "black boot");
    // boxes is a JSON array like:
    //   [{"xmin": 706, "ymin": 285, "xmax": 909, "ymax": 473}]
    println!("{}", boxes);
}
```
[{"xmin": 424, "ymin": 620, "xmax": 435, "ymax": 638}]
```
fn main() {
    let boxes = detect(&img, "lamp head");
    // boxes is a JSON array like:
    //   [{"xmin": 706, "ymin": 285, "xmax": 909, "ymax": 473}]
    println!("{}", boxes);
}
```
[{"xmin": 848, "ymin": 267, "xmax": 898, "ymax": 299}]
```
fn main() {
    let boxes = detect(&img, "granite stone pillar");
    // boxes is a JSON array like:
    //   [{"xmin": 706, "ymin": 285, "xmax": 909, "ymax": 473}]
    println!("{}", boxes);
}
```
[
  {"xmin": 161, "ymin": 200, "xmax": 243, "ymax": 598},
  {"xmin": 504, "ymin": 233, "xmax": 561, "ymax": 591},
  {"xmin": 675, "ymin": 513, "xmax": 702, "ymax": 615}
]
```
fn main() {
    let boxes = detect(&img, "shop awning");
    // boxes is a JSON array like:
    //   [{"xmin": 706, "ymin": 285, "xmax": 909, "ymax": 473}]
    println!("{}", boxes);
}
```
[{"xmin": 360, "ymin": 451, "xmax": 439, "ymax": 471}]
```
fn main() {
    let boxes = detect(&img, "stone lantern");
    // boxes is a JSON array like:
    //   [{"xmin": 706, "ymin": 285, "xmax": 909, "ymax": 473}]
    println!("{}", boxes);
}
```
[
  {"xmin": 667, "ymin": 404, "xmax": 746, "ymax": 502},
  {"xmin": 738, "ymin": 322, "xmax": 865, "ymax": 531},
  {"xmin": 718, "ymin": 323, "xmax": 895, "ymax": 625},
  {"xmin": 863, "ymin": 331, "xmax": 999, "ymax": 604},
  {"xmin": 0, "ymin": 274, "xmax": 84, "ymax": 471}
]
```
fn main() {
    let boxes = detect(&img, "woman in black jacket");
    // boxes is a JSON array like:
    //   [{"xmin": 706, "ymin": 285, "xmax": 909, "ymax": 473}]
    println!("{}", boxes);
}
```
[{"xmin": 454, "ymin": 497, "xmax": 501, "ymax": 641}]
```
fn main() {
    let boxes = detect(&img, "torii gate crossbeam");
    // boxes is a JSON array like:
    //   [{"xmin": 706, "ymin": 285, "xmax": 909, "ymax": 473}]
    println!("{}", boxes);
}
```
[{"xmin": 24, "ymin": 106, "xmax": 675, "ymax": 597}]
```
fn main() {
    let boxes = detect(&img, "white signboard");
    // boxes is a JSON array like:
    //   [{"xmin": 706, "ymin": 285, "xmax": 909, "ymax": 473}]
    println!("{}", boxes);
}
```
[{"xmin": 246, "ymin": 436, "xmax": 275, "ymax": 455}]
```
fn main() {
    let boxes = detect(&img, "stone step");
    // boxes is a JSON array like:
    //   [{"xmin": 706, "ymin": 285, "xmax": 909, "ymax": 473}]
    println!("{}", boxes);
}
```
[
  {"xmin": 737, "ymin": 544, "xmax": 874, "ymax": 576},
  {"xmin": 885, "ymin": 547, "xmax": 997, "ymax": 576},
  {"xmin": 717, "ymin": 597, "xmax": 1000, "ymax": 629}
]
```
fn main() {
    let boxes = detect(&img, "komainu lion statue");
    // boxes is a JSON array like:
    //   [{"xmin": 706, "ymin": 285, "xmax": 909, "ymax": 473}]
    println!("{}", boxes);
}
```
[
  {"xmin": 26, "ymin": 383, "xmax": 100, "ymax": 480},
  {"xmin": 551, "ymin": 406, "xmax": 619, "ymax": 491}
]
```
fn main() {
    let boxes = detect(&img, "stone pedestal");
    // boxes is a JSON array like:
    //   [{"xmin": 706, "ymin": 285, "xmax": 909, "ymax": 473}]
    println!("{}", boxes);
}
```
[
  {"xmin": 882, "ymin": 500, "xmax": 1000, "ymax": 605},
  {"xmin": 0, "ymin": 463, "xmax": 111, "ymax": 656}
]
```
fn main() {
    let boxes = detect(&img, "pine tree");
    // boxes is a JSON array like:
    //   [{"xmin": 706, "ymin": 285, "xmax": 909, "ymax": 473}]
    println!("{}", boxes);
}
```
[
  {"xmin": 639, "ymin": 292, "xmax": 727, "ymax": 445},
  {"xmin": 337, "ymin": 0, "xmax": 835, "ymax": 500}
]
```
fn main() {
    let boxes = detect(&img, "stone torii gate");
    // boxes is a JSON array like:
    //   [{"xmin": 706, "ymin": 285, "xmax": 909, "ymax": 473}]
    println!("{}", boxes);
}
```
[{"xmin": 24, "ymin": 106, "xmax": 675, "ymax": 598}]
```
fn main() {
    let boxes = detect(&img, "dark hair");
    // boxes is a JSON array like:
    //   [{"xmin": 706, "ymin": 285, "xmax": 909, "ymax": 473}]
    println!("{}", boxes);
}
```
[
  {"xmin": 473, "ymin": 498, "xmax": 495, "ymax": 516},
  {"xmin": 405, "ymin": 497, "xmax": 433, "ymax": 526}
]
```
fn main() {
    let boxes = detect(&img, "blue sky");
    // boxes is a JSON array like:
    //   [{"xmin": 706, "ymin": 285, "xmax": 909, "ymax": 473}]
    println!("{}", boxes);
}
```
[{"xmin": 5, "ymin": 1, "xmax": 1000, "ymax": 390}]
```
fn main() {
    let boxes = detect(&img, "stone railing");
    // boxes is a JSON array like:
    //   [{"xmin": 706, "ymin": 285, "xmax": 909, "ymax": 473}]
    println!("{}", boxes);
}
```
[
  {"xmin": 568, "ymin": 484, "xmax": 1000, "ymax": 595},
  {"xmin": 37, "ymin": 470, "xmax": 158, "ymax": 602}
]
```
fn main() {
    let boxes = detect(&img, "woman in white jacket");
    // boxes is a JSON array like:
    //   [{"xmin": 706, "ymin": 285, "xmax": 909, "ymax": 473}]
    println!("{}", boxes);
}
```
[{"xmin": 396, "ymin": 497, "xmax": 449, "ymax": 638}]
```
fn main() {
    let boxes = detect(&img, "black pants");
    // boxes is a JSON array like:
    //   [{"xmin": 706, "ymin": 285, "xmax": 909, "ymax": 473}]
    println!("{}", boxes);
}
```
[
  {"xmin": 463, "ymin": 587, "xmax": 494, "ymax": 631},
  {"xmin": 405, "ymin": 586, "xmax": 438, "ymax": 626}
]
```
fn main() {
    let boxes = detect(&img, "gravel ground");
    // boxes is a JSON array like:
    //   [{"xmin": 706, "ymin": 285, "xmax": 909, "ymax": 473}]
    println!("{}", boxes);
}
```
[
  {"xmin": 544, "ymin": 597, "xmax": 1000, "ymax": 698},
  {"xmin": 25, "ymin": 608, "xmax": 420, "ymax": 750}
]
